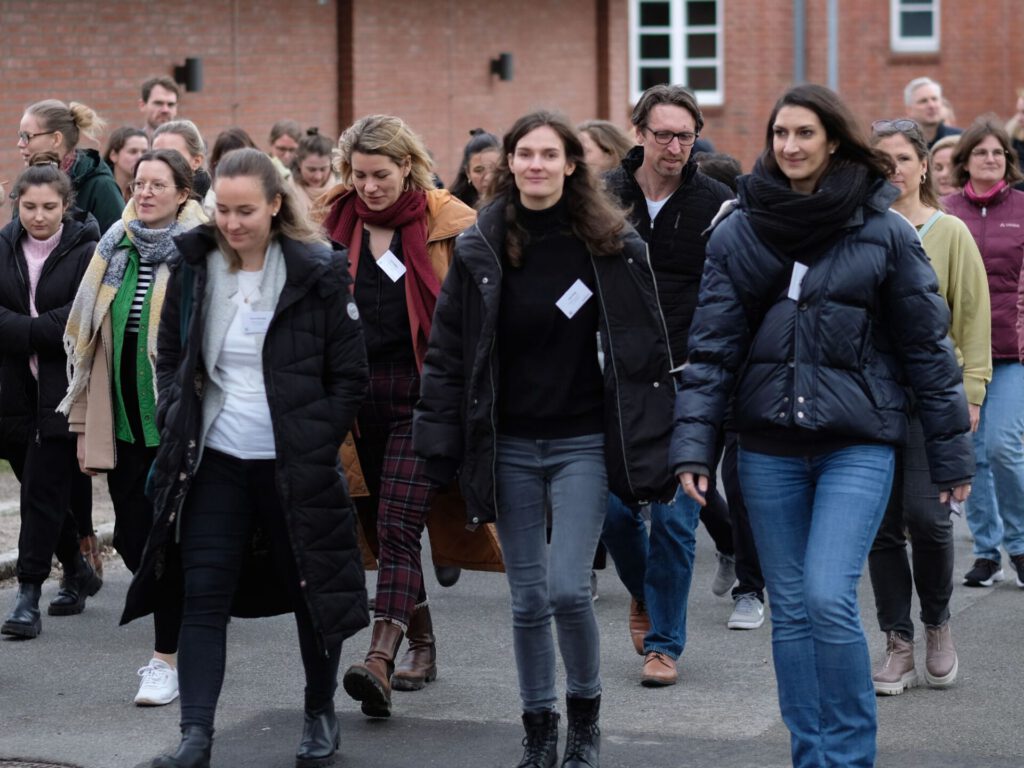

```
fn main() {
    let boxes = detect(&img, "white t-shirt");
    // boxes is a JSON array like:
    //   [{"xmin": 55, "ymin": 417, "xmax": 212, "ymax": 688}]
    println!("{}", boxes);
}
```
[
  {"xmin": 204, "ymin": 268, "xmax": 276, "ymax": 459},
  {"xmin": 646, "ymin": 196, "xmax": 670, "ymax": 222}
]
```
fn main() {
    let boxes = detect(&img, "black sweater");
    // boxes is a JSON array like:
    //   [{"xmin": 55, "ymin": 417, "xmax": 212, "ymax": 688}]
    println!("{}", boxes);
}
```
[{"xmin": 497, "ymin": 198, "xmax": 603, "ymax": 438}]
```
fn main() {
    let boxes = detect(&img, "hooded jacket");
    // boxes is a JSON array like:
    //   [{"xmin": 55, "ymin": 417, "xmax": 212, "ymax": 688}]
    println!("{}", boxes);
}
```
[
  {"xmin": 413, "ymin": 197, "xmax": 678, "ymax": 525},
  {"xmin": 0, "ymin": 209, "xmax": 99, "ymax": 443},
  {"xmin": 69, "ymin": 148, "xmax": 125, "ymax": 234}
]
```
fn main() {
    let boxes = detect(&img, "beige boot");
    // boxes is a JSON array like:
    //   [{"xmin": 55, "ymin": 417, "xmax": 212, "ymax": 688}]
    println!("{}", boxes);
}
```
[
  {"xmin": 924, "ymin": 622, "xmax": 958, "ymax": 688},
  {"xmin": 872, "ymin": 630, "xmax": 917, "ymax": 695}
]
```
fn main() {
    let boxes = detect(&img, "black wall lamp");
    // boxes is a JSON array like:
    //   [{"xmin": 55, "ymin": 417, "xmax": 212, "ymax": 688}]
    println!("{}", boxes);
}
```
[
  {"xmin": 490, "ymin": 52, "xmax": 514, "ymax": 81},
  {"xmin": 174, "ymin": 58, "xmax": 204, "ymax": 92}
]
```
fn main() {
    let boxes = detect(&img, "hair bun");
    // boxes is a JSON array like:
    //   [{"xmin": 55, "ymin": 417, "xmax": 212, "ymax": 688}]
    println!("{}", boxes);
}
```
[
  {"xmin": 306, "ymin": 126, "xmax": 319, "ymax": 136},
  {"xmin": 468, "ymin": 127, "xmax": 485, "ymax": 137},
  {"xmin": 29, "ymin": 150, "xmax": 62, "ymax": 167}
]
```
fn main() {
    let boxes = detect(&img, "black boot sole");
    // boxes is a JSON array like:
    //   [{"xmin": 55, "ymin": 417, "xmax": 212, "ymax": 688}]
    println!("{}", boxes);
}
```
[
  {"xmin": 295, "ymin": 738, "xmax": 339, "ymax": 768},
  {"xmin": 342, "ymin": 667, "xmax": 391, "ymax": 718},
  {"xmin": 1, "ymin": 618, "xmax": 41, "ymax": 638},
  {"xmin": 391, "ymin": 664, "xmax": 437, "ymax": 691},
  {"xmin": 48, "ymin": 572, "xmax": 102, "ymax": 616}
]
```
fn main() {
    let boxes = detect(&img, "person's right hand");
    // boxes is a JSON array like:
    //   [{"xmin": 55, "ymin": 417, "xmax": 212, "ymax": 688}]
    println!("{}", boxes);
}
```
[
  {"xmin": 678, "ymin": 471, "xmax": 709, "ymax": 507},
  {"xmin": 77, "ymin": 433, "xmax": 97, "ymax": 477},
  {"xmin": 968, "ymin": 403, "xmax": 981, "ymax": 433}
]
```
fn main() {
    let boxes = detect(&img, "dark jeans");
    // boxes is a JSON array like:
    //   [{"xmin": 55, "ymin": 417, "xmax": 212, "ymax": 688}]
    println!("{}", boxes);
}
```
[
  {"xmin": 868, "ymin": 417, "xmax": 954, "ymax": 637},
  {"xmin": 12, "ymin": 434, "xmax": 81, "ymax": 585},
  {"xmin": 177, "ymin": 450, "xmax": 341, "ymax": 729}
]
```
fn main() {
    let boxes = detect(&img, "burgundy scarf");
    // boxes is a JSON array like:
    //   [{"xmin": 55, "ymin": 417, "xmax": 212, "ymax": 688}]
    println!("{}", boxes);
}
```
[
  {"xmin": 324, "ymin": 188, "xmax": 438, "ymax": 371},
  {"xmin": 963, "ymin": 179, "xmax": 1009, "ymax": 207}
]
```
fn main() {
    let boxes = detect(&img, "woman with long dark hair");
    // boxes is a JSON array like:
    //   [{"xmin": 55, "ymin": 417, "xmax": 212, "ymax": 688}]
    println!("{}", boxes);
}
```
[
  {"xmin": 448, "ymin": 129, "xmax": 501, "ymax": 207},
  {"xmin": 671, "ymin": 85, "xmax": 974, "ymax": 767},
  {"xmin": 415, "ymin": 110, "xmax": 676, "ymax": 768}
]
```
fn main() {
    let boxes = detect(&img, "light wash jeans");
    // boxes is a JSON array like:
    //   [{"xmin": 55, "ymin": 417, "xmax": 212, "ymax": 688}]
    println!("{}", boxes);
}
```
[
  {"xmin": 968, "ymin": 361, "xmax": 1024, "ymax": 562},
  {"xmin": 494, "ymin": 433, "xmax": 607, "ymax": 712},
  {"xmin": 739, "ymin": 444, "xmax": 894, "ymax": 768}
]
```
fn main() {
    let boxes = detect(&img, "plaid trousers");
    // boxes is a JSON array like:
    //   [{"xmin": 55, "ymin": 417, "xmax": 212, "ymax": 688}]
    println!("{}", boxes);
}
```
[{"xmin": 354, "ymin": 361, "xmax": 434, "ymax": 628}]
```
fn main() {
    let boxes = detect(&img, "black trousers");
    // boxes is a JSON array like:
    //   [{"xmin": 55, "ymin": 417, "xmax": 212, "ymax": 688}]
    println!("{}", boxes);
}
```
[
  {"xmin": 719, "ymin": 431, "xmax": 765, "ymax": 600},
  {"xmin": 868, "ymin": 417, "xmax": 954, "ymax": 638},
  {"xmin": 178, "ymin": 449, "xmax": 341, "ymax": 730}
]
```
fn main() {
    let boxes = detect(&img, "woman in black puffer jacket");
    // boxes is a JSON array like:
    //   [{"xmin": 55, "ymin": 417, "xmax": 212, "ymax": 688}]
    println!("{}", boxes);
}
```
[{"xmin": 670, "ymin": 85, "xmax": 974, "ymax": 768}]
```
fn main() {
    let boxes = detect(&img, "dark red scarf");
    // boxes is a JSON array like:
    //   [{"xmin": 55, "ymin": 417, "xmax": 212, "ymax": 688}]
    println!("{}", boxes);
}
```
[{"xmin": 324, "ymin": 188, "xmax": 438, "ymax": 371}]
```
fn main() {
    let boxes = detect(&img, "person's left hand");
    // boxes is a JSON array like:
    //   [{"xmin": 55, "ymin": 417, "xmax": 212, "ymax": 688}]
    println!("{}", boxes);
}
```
[{"xmin": 939, "ymin": 483, "xmax": 971, "ymax": 505}]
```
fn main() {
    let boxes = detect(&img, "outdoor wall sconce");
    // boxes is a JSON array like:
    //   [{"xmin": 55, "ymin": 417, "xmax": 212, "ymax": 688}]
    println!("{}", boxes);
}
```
[
  {"xmin": 490, "ymin": 53, "xmax": 514, "ymax": 81},
  {"xmin": 174, "ymin": 58, "xmax": 204, "ymax": 92}
]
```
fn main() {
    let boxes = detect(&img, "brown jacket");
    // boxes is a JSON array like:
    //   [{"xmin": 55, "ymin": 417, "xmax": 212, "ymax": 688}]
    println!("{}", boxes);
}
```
[{"xmin": 67, "ymin": 313, "xmax": 117, "ymax": 471}]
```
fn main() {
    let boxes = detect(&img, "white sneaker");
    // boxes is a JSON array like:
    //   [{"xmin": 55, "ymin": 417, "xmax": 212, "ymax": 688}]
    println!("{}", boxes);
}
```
[
  {"xmin": 727, "ymin": 594, "xmax": 765, "ymax": 630},
  {"xmin": 134, "ymin": 658, "xmax": 179, "ymax": 706}
]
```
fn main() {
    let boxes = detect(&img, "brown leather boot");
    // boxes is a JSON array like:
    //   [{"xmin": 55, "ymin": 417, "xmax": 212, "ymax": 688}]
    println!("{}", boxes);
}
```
[
  {"xmin": 342, "ymin": 619, "xmax": 404, "ymax": 717},
  {"xmin": 392, "ymin": 602, "xmax": 437, "ymax": 691},
  {"xmin": 628, "ymin": 598, "xmax": 650, "ymax": 656},
  {"xmin": 80, "ymin": 533, "xmax": 103, "ymax": 586}
]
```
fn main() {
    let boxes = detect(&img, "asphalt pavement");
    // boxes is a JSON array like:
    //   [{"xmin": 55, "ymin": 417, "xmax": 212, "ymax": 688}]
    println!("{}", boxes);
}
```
[{"xmin": 0, "ymin": 513, "xmax": 1021, "ymax": 768}]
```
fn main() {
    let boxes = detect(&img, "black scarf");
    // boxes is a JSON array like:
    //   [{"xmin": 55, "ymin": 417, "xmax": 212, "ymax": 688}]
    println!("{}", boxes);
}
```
[{"xmin": 738, "ymin": 159, "xmax": 874, "ymax": 263}]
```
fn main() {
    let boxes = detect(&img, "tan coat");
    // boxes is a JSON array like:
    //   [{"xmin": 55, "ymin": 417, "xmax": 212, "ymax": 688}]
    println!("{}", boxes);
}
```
[{"xmin": 67, "ymin": 313, "xmax": 117, "ymax": 471}]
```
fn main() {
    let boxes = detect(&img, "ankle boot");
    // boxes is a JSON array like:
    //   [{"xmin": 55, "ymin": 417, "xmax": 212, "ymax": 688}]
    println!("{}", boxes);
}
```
[
  {"xmin": 1, "ymin": 582, "xmax": 42, "ymax": 639},
  {"xmin": 296, "ymin": 702, "xmax": 340, "ymax": 768},
  {"xmin": 562, "ymin": 694, "xmax": 600, "ymax": 768},
  {"xmin": 872, "ymin": 630, "xmax": 917, "ymax": 695},
  {"xmin": 151, "ymin": 725, "xmax": 213, "ymax": 768},
  {"xmin": 80, "ymin": 532, "xmax": 104, "ymax": 588},
  {"xmin": 516, "ymin": 710, "xmax": 560, "ymax": 768},
  {"xmin": 48, "ymin": 552, "xmax": 101, "ymax": 616},
  {"xmin": 392, "ymin": 602, "xmax": 437, "ymax": 691},
  {"xmin": 342, "ymin": 619, "xmax": 404, "ymax": 717}
]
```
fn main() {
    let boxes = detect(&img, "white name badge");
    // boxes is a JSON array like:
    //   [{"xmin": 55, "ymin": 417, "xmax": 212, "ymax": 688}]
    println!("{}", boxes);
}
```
[
  {"xmin": 243, "ymin": 310, "xmax": 273, "ymax": 335},
  {"xmin": 376, "ymin": 249, "xmax": 407, "ymax": 283},
  {"xmin": 787, "ymin": 262, "xmax": 809, "ymax": 301},
  {"xmin": 556, "ymin": 279, "xmax": 594, "ymax": 319}
]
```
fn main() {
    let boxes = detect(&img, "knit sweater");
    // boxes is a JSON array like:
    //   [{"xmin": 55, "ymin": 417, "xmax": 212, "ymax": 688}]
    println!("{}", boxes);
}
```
[
  {"xmin": 24, "ymin": 226, "xmax": 64, "ymax": 379},
  {"xmin": 920, "ymin": 213, "xmax": 993, "ymax": 405}
]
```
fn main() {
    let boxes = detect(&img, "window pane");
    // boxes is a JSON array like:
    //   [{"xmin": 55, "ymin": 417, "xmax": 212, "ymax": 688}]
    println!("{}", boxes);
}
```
[
  {"xmin": 686, "ymin": 66, "xmax": 717, "ymax": 91},
  {"xmin": 640, "ymin": 34, "xmax": 672, "ymax": 59},
  {"xmin": 640, "ymin": 67, "xmax": 672, "ymax": 92},
  {"xmin": 900, "ymin": 11, "xmax": 933, "ymax": 37},
  {"xmin": 640, "ymin": 1, "xmax": 670, "ymax": 26},
  {"xmin": 687, "ymin": 1, "xmax": 717, "ymax": 26},
  {"xmin": 687, "ymin": 33, "xmax": 717, "ymax": 58}
]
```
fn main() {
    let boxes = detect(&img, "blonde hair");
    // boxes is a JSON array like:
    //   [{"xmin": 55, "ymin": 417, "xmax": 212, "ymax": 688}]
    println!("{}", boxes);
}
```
[
  {"xmin": 334, "ymin": 115, "xmax": 436, "ymax": 192},
  {"xmin": 26, "ymin": 99, "xmax": 106, "ymax": 152},
  {"xmin": 153, "ymin": 119, "xmax": 207, "ymax": 164}
]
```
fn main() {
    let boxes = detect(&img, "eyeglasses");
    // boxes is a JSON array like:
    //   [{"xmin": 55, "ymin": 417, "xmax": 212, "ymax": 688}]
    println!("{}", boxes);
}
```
[
  {"xmin": 871, "ymin": 119, "xmax": 921, "ymax": 136},
  {"xmin": 129, "ymin": 180, "xmax": 174, "ymax": 195},
  {"xmin": 970, "ymin": 148, "xmax": 1006, "ymax": 159},
  {"xmin": 17, "ymin": 129, "xmax": 57, "ymax": 144},
  {"xmin": 645, "ymin": 128, "xmax": 698, "ymax": 146}
]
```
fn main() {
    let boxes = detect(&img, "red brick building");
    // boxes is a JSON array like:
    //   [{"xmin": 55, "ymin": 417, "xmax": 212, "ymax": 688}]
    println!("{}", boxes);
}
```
[{"xmin": 1, "ymin": 0, "xmax": 1019, "ymax": 198}]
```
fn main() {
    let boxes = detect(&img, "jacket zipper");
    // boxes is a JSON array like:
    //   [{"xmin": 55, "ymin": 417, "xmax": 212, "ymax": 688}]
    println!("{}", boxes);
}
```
[{"xmin": 476, "ymin": 225, "xmax": 504, "ymax": 516}]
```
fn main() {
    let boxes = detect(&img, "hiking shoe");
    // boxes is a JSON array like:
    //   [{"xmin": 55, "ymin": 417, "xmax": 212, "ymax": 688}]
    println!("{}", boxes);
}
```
[
  {"xmin": 727, "ymin": 593, "xmax": 765, "ymax": 630},
  {"xmin": 135, "ymin": 659, "xmax": 179, "ymax": 706},
  {"xmin": 873, "ymin": 631, "xmax": 917, "ymax": 695},
  {"xmin": 963, "ymin": 558, "xmax": 1004, "ymax": 587},
  {"xmin": 1012, "ymin": 554, "xmax": 1024, "ymax": 589},
  {"xmin": 711, "ymin": 552, "xmax": 737, "ymax": 596},
  {"xmin": 924, "ymin": 622, "xmax": 958, "ymax": 688}
]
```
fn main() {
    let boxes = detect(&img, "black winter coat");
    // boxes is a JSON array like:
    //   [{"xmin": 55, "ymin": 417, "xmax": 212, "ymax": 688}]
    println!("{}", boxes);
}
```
[
  {"xmin": 122, "ymin": 225, "xmax": 370, "ymax": 651},
  {"xmin": 670, "ymin": 179, "xmax": 975, "ymax": 487},
  {"xmin": 413, "ymin": 198, "xmax": 678, "ymax": 525},
  {"xmin": 0, "ymin": 210, "xmax": 99, "ymax": 444},
  {"xmin": 604, "ymin": 147, "xmax": 733, "ymax": 366}
]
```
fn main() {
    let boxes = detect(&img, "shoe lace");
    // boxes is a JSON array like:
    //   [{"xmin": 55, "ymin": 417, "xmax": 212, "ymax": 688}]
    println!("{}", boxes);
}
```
[
  {"xmin": 564, "ymin": 718, "xmax": 600, "ymax": 761},
  {"xmin": 734, "ymin": 595, "xmax": 756, "ymax": 614},
  {"xmin": 138, "ymin": 663, "xmax": 171, "ymax": 690},
  {"xmin": 520, "ymin": 724, "xmax": 553, "ymax": 764}
]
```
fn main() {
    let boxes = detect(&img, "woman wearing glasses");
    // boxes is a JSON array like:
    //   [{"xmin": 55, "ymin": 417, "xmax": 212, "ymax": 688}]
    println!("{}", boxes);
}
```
[
  {"xmin": 942, "ymin": 119, "xmax": 1024, "ymax": 591},
  {"xmin": 867, "ymin": 119, "xmax": 991, "ymax": 694},
  {"xmin": 59, "ymin": 149, "xmax": 207, "ymax": 706},
  {"xmin": 672, "ymin": 85, "xmax": 973, "ymax": 768}
]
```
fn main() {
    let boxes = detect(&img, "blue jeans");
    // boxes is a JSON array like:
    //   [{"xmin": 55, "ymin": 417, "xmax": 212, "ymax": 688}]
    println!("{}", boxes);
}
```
[
  {"xmin": 739, "ymin": 445, "xmax": 894, "ymax": 768},
  {"xmin": 602, "ymin": 489, "xmax": 700, "ymax": 658},
  {"xmin": 494, "ymin": 433, "xmax": 607, "ymax": 712},
  {"xmin": 968, "ymin": 361, "xmax": 1024, "ymax": 561}
]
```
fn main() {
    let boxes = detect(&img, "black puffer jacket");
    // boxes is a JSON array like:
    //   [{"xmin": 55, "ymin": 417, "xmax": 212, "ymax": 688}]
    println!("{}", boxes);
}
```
[
  {"xmin": 670, "ymin": 178, "xmax": 974, "ymax": 487},
  {"xmin": 413, "ymin": 198, "xmax": 677, "ymax": 525},
  {"xmin": 0, "ymin": 210, "xmax": 99, "ymax": 444},
  {"xmin": 604, "ymin": 146, "xmax": 733, "ymax": 366},
  {"xmin": 122, "ymin": 225, "xmax": 370, "ymax": 651}
]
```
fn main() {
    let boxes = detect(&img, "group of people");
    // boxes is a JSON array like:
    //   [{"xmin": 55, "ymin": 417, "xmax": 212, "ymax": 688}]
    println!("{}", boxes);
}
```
[{"xmin": 0, "ymin": 71, "xmax": 1021, "ymax": 768}]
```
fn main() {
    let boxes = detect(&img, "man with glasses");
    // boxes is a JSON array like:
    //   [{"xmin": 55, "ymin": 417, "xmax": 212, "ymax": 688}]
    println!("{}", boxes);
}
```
[
  {"xmin": 601, "ymin": 84, "xmax": 743, "ymax": 688},
  {"xmin": 139, "ymin": 77, "xmax": 180, "ymax": 139}
]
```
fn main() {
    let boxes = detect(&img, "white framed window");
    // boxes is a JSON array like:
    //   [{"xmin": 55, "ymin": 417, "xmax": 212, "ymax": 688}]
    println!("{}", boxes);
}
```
[
  {"xmin": 891, "ymin": 0, "xmax": 940, "ymax": 53},
  {"xmin": 629, "ymin": 0, "xmax": 724, "ymax": 107}
]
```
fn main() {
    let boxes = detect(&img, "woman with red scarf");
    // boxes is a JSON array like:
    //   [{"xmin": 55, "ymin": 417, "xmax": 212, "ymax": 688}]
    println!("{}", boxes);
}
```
[{"xmin": 321, "ymin": 115, "xmax": 476, "ymax": 718}]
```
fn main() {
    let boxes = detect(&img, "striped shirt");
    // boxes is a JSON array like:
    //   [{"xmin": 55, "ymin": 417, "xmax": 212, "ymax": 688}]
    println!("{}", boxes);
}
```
[{"xmin": 127, "ymin": 260, "xmax": 156, "ymax": 332}]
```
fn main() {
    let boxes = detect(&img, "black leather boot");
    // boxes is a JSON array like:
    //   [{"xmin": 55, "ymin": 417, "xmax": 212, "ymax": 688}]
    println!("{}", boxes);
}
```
[
  {"xmin": 561, "ymin": 694, "xmax": 600, "ymax": 767},
  {"xmin": 515, "ymin": 709, "xmax": 559, "ymax": 768},
  {"xmin": 151, "ymin": 725, "xmax": 213, "ymax": 768},
  {"xmin": 1, "ymin": 582, "xmax": 42, "ymax": 639},
  {"xmin": 295, "ymin": 702, "xmax": 340, "ymax": 767},
  {"xmin": 48, "ymin": 553, "xmax": 101, "ymax": 616}
]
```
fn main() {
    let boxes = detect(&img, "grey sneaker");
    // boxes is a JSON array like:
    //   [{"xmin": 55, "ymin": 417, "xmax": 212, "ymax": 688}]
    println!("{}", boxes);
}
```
[
  {"xmin": 727, "ymin": 593, "xmax": 765, "ymax": 630},
  {"xmin": 712, "ymin": 552, "xmax": 737, "ymax": 596}
]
